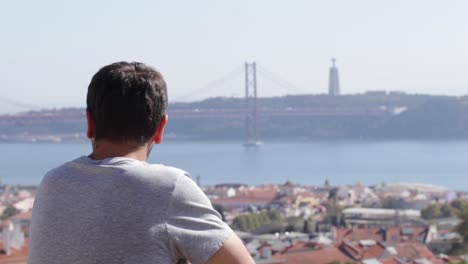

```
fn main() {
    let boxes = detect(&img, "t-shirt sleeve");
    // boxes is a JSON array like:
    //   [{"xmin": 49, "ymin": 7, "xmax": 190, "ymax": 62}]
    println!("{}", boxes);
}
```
[{"xmin": 165, "ymin": 174, "xmax": 233, "ymax": 264}]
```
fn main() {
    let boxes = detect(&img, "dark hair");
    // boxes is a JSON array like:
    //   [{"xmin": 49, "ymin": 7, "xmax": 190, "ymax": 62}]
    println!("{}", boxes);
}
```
[{"xmin": 86, "ymin": 62, "xmax": 167, "ymax": 144}]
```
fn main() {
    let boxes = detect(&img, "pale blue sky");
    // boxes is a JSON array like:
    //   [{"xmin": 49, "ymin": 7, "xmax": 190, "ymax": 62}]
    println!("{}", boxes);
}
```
[{"xmin": 1, "ymin": 0, "xmax": 468, "ymax": 113}]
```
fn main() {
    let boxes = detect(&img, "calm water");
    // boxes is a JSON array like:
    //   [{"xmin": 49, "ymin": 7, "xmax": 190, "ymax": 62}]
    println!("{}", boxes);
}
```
[{"xmin": 0, "ymin": 140, "xmax": 467, "ymax": 190}]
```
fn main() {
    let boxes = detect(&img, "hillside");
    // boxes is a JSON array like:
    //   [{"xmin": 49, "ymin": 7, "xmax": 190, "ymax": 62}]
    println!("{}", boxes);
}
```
[{"xmin": 1, "ymin": 93, "xmax": 468, "ymax": 142}]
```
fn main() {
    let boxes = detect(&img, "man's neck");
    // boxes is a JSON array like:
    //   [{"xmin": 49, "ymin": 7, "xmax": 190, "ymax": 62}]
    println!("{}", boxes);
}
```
[{"xmin": 89, "ymin": 139, "xmax": 152, "ymax": 161}]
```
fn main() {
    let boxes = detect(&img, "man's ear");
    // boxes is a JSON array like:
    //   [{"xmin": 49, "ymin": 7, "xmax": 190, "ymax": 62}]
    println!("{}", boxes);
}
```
[
  {"xmin": 86, "ymin": 110, "xmax": 95, "ymax": 139},
  {"xmin": 153, "ymin": 115, "xmax": 168, "ymax": 144}
]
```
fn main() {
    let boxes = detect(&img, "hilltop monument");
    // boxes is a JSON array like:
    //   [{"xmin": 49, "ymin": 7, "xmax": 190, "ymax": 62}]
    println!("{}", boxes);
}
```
[{"xmin": 328, "ymin": 58, "xmax": 340, "ymax": 96}]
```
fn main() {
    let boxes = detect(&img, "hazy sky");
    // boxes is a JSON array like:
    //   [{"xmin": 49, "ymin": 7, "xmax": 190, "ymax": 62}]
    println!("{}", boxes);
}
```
[{"xmin": 1, "ymin": 0, "xmax": 468, "ymax": 113}]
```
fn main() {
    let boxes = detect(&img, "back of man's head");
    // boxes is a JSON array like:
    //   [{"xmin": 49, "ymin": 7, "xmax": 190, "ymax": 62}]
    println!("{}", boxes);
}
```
[{"xmin": 86, "ymin": 62, "xmax": 167, "ymax": 145}]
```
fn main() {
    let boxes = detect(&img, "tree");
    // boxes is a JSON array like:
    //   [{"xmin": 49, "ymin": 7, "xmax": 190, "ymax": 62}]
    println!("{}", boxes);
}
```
[
  {"xmin": 381, "ymin": 196, "xmax": 405, "ymax": 209},
  {"xmin": 328, "ymin": 188, "xmax": 338, "ymax": 200},
  {"xmin": 1, "ymin": 204, "xmax": 19, "ymax": 220},
  {"xmin": 440, "ymin": 203, "xmax": 456, "ymax": 218},
  {"xmin": 325, "ymin": 202, "xmax": 344, "ymax": 227},
  {"xmin": 421, "ymin": 204, "xmax": 442, "ymax": 219},
  {"xmin": 456, "ymin": 208, "xmax": 468, "ymax": 241},
  {"xmin": 303, "ymin": 220, "xmax": 311, "ymax": 234},
  {"xmin": 451, "ymin": 199, "xmax": 468, "ymax": 213},
  {"xmin": 449, "ymin": 204, "xmax": 468, "ymax": 255},
  {"xmin": 231, "ymin": 210, "xmax": 286, "ymax": 232},
  {"xmin": 285, "ymin": 216, "xmax": 302, "ymax": 232}
]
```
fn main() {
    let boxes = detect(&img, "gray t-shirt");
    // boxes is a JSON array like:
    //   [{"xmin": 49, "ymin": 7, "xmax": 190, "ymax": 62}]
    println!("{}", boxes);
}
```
[{"xmin": 29, "ymin": 156, "xmax": 233, "ymax": 264}]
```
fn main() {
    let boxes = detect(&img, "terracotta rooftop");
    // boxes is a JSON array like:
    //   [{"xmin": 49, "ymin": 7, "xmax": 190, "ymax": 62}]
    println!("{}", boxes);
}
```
[
  {"xmin": 9, "ymin": 211, "xmax": 32, "ymax": 222},
  {"xmin": 0, "ymin": 240, "xmax": 28, "ymax": 264},
  {"xmin": 273, "ymin": 246, "xmax": 352, "ymax": 264},
  {"xmin": 380, "ymin": 258, "xmax": 403, "ymax": 264},
  {"xmin": 340, "ymin": 240, "xmax": 390, "ymax": 260},
  {"xmin": 335, "ymin": 226, "xmax": 429, "ymax": 245},
  {"xmin": 336, "ymin": 227, "xmax": 385, "ymax": 243},
  {"xmin": 361, "ymin": 243, "xmax": 386, "ymax": 260},
  {"xmin": 385, "ymin": 226, "xmax": 428, "ymax": 244},
  {"xmin": 212, "ymin": 186, "xmax": 278, "ymax": 206},
  {"xmin": 393, "ymin": 243, "xmax": 435, "ymax": 261},
  {"xmin": 270, "ymin": 240, "xmax": 443, "ymax": 264},
  {"xmin": 279, "ymin": 241, "xmax": 321, "ymax": 254}
]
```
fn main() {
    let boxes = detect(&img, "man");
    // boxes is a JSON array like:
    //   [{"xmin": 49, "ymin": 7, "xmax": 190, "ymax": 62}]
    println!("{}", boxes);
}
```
[{"xmin": 29, "ymin": 62, "xmax": 255, "ymax": 264}]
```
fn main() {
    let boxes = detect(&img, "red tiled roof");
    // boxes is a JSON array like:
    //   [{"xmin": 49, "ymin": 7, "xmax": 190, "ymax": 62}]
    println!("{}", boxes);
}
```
[
  {"xmin": 340, "ymin": 241, "xmax": 362, "ymax": 259},
  {"xmin": 335, "ymin": 226, "xmax": 429, "ymax": 245},
  {"xmin": 279, "ymin": 241, "xmax": 320, "ymax": 254},
  {"xmin": 212, "ymin": 187, "xmax": 278, "ymax": 206},
  {"xmin": 385, "ymin": 226, "xmax": 427, "ymax": 244},
  {"xmin": 0, "ymin": 256, "xmax": 27, "ymax": 264},
  {"xmin": 336, "ymin": 227, "xmax": 385, "ymax": 243},
  {"xmin": 0, "ymin": 239, "xmax": 29, "ymax": 264},
  {"xmin": 273, "ymin": 241, "xmax": 440, "ymax": 264},
  {"xmin": 394, "ymin": 243, "xmax": 435, "ymax": 260},
  {"xmin": 273, "ymin": 246, "xmax": 352, "ymax": 264},
  {"xmin": 361, "ymin": 243, "xmax": 386, "ymax": 260},
  {"xmin": 10, "ymin": 211, "xmax": 32, "ymax": 222},
  {"xmin": 380, "ymin": 258, "xmax": 403, "ymax": 264},
  {"xmin": 339, "ymin": 240, "xmax": 438, "ymax": 263}
]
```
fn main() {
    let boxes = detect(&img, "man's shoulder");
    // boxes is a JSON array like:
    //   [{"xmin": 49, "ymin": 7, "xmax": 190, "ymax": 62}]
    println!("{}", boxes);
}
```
[
  {"xmin": 42, "ymin": 156, "xmax": 191, "ymax": 187},
  {"xmin": 147, "ymin": 163, "xmax": 191, "ymax": 180}
]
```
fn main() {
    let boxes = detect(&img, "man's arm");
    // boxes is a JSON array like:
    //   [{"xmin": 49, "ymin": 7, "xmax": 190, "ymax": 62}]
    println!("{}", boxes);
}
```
[
  {"xmin": 205, "ymin": 234, "xmax": 255, "ymax": 264},
  {"xmin": 166, "ymin": 174, "xmax": 256, "ymax": 264}
]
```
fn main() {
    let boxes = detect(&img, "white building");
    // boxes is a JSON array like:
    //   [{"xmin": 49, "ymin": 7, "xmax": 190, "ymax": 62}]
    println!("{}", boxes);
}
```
[{"xmin": 342, "ymin": 207, "xmax": 421, "ymax": 227}]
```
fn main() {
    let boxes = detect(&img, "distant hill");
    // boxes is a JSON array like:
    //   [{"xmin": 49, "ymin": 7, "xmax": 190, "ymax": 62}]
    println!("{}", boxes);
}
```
[{"xmin": 1, "ymin": 93, "xmax": 468, "ymax": 142}]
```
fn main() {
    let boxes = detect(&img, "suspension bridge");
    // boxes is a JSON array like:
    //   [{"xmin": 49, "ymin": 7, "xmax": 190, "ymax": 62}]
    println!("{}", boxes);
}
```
[{"xmin": 171, "ymin": 62, "xmax": 313, "ymax": 146}]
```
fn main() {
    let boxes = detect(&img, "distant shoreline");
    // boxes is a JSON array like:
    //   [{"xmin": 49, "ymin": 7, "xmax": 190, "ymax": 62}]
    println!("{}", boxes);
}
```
[{"xmin": 3, "ymin": 93, "xmax": 468, "ymax": 141}]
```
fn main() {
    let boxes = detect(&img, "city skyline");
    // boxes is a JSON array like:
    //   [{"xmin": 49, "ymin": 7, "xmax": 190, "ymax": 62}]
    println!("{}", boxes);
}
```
[{"xmin": 1, "ymin": 1, "xmax": 468, "ymax": 114}]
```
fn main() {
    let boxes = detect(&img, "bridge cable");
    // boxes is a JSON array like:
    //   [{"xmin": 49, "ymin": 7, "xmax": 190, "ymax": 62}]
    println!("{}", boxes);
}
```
[
  {"xmin": 256, "ymin": 64, "xmax": 307, "ymax": 95},
  {"xmin": 174, "ymin": 65, "xmax": 244, "ymax": 101},
  {"xmin": 0, "ymin": 96, "xmax": 41, "ymax": 110}
]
